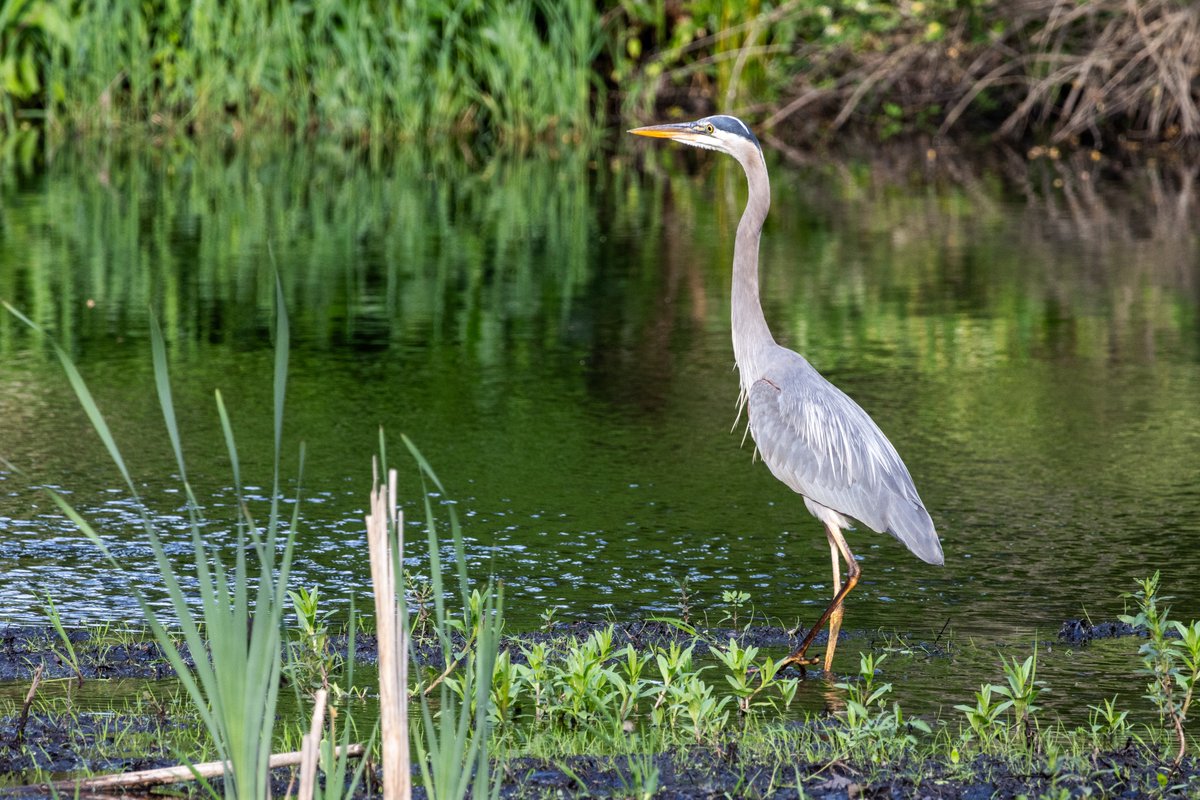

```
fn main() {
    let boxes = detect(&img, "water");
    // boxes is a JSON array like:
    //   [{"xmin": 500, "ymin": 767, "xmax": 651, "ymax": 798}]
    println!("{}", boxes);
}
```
[{"xmin": 1, "ymin": 139, "xmax": 1198, "ymax": 719}]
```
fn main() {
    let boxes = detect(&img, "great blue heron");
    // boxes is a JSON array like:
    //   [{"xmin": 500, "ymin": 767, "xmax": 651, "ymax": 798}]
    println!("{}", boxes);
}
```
[{"xmin": 630, "ymin": 115, "xmax": 944, "ymax": 672}]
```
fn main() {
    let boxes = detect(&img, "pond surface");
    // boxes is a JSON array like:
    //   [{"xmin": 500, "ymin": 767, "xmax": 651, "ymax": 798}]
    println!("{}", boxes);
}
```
[{"xmin": 1, "ymin": 138, "xmax": 1198, "ymax": 719}]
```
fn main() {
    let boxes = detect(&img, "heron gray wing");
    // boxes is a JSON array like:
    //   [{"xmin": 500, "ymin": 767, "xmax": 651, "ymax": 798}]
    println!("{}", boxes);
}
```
[{"xmin": 746, "ymin": 355, "xmax": 944, "ymax": 566}]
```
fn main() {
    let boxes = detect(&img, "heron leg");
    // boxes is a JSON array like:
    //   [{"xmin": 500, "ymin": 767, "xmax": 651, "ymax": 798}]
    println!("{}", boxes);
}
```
[
  {"xmin": 825, "ymin": 532, "xmax": 844, "ymax": 672},
  {"xmin": 782, "ymin": 522, "xmax": 861, "ymax": 672}
]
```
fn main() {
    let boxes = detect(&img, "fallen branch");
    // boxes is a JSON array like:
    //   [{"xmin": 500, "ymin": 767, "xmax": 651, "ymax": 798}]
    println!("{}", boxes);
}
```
[{"xmin": 39, "ymin": 744, "xmax": 365, "ymax": 792}]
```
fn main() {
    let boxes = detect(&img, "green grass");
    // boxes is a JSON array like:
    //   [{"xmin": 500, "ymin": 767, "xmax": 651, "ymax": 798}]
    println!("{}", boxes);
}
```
[{"xmin": 3, "ymin": 0, "xmax": 607, "ymax": 145}]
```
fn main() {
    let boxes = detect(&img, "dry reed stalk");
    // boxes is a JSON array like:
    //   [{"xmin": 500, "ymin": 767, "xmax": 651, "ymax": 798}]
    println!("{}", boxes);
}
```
[
  {"xmin": 366, "ymin": 463, "xmax": 411, "ymax": 800},
  {"xmin": 297, "ymin": 688, "xmax": 328, "ymax": 800}
]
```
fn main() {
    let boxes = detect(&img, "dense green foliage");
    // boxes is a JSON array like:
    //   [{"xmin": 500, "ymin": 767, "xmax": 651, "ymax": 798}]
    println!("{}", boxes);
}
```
[
  {"xmin": 2, "ymin": 0, "xmax": 603, "ymax": 143},
  {"xmin": 3, "ymin": 0, "xmax": 1198, "ymax": 145}
]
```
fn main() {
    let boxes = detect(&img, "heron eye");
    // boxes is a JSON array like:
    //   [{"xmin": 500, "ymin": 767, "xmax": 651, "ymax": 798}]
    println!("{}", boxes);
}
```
[{"xmin": 706, "ymin": 123, "xmax": 715, "ymax": 134}]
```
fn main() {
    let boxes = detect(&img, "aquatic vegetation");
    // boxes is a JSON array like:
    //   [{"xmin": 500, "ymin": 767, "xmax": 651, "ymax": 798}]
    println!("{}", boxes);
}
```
[
  {"xmin": 7, "ymin": 284, "xmax": 300, "ymax": 799},
  {"xmin": 1120, "ymin": 571, "xmax": 1200, "ymax": 765},
  {"xmin": 712, "ymin": 638, "xmax": 797, "ymax": 715},
  {"xmin": 284, "ymin": 585, "xmax": 346, "ymax": 701},
  {"xmin": 830, "ymin": 653, "xmax": 929, "ymax": 765},
  {"xmin": 42, "ymin": 594, "xmax": 83, "ymax": 687}
]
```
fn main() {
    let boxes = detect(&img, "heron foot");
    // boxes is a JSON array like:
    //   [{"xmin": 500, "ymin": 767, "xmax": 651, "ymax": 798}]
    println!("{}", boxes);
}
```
[{"xmin": 779, "ymin": 653, "xmax": 821, "ymax": 674}]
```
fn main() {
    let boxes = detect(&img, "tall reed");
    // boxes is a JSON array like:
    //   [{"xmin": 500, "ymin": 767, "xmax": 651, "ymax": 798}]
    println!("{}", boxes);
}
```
[
  {"xmin": 20, "ymin": 0, "xmax": 603, "ymax": 144},
  {"xmin": 4, "ymin": 278, "xmax": 299, "ymax": 799},
  {"xmin": 396, "ymin": 434, "xmax": 504, "ymax": 800}
]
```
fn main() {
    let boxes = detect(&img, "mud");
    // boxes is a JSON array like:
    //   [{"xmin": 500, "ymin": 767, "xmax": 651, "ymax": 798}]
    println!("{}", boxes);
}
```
[
  {"xmin": 0, "ymin": 626, "xmax": 187, "ymax": 682},
  {"xmin": 4, "ymin": 614, "xmax": 1135, "ymax": 682},
  {"xmin": 480, "ymin": 746, "xmax": 1200, "ymax": 799},
  {"xmin": 1057, "ymin": 617, "xmax": 1144, "ymax": 645},
  {"xmin": 5, "ymin": 725, "xmax": 1198, "ymax": 798},
  {"xmin": 0, "ymin": 712, "xmax": 176, "ymax": 777}
]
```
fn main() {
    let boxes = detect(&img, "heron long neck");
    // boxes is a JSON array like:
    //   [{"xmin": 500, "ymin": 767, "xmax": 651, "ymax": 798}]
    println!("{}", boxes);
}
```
[{"xmin": 732, "ymin": 153, "xmax": 775, "ymax": 391}]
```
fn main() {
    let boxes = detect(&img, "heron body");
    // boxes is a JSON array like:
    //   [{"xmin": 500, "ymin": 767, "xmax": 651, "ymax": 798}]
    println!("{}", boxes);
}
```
[{"xmin": 631, "ymin": 115, "xmax": 943, "ymax": 672}]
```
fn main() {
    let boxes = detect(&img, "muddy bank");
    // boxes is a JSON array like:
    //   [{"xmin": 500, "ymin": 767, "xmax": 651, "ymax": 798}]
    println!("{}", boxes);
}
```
[
  {"xmin": 5, "ymin": 724, "xmax": 1198, "ymax": 798},
  {"xmin": 481, "ymin": 746, "xmax": 1200, "ymax": 799},
  {"xmin": 0, "ymin": 616, "xmax": 1145, "ymax": 683},
  {"xmin": 0, "ymin": 712, "xmax": 176, "ymax": 778},
  {"xmin": 0, "ymin": 626, "xmax": 186, "ymax": 682},
  {"xmin": 1, "ymin": 618, "xmax": 1194, "ymax": 798}
]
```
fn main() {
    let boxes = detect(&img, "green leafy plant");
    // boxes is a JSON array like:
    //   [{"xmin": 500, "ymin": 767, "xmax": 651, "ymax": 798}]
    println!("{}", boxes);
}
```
[
  {"xmin": 833, "ymin": 653, "xmax": 929, "ymax": 763},
  {"xmin": 1087, "ymin": 696, "xmax": 1131, "ymax": 750},
  {"xmin": 613, "ymin": 643, "xmax": 653, "ymax": 721},
  {"xmin": 954, "ymin": 682, "xmax": 1007, "ymax": 749},
  {"xmin": 488, "ymin": 649, "xmax": 522, "ymax": 725},
  {"xmin": 670, "ymin": 671, "xmax": 730, "ymax": 745},
  {"xmin": 719, "ymin": 590, "xmax": 752, "ymax": 628},
  {"xmin": 713, "ymin": 638, "xmax": 794, "ymax": 715},
  {"xmin": 650, "ymin": 640, "xmax": 697, "ymax": 721},
  {"xmin": 1119, "ymin": 572, "xmax": 1200, "ymax": 764},
  {"xmin": 993, "ymin": 649, "xmax": 1047, "ymax": 750},
  {"xmin": 285, "ymin": 585, "xmax": 342, "ymax": 698},
  {"xmin": 515, "ymin": 641, "xmax": 551, "ymax": 724},
  {"xmin": 553, "ymin": 627, "xmax": 622, "ymax": 727}
]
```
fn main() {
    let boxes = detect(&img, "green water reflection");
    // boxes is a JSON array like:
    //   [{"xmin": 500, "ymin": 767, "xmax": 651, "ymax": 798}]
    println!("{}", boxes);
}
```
[{"xmin": 1, "ymin": 139, "xmax": 1199, "ymax": 718}]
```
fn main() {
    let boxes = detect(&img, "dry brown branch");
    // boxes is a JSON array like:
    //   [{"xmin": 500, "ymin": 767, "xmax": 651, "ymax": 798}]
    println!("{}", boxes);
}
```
[
  {"xmin": 939, "ymin": 56, "xmax": 1031, "ymax": 133},
  {"xmin": 832, "ymin": 42, "xmax": 925, "ymax": 130},
  {"xmin": 421, "ymin": 651, "xmax": 466, "ymax": 697},
  {"xmin": 765, "ymin": 0, "xmax": 1200, "ymax": 145},
  {"xmin": 1005, "ymin": 0, "xmax": 1200, "ymax": 141},
  {"xmin": 14, "ymin": 664, "xmax": 44, "ymax": 747}
]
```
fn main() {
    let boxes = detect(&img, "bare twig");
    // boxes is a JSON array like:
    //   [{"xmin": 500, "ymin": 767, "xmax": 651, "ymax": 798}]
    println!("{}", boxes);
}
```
[
  {"xmin": 15, "ymin": 664, "xmax": 44, "ymax": 746},
  {"xmin": 764, "ymin": 0, "xmax": 1200, "ymax": 144},
  {"xmin": 831, "ymin": 42, "xmax": 924, "ymax": 130},
  {"xmin": 419, "ymin": 648, "xmax": 472, "ymax": 698}
]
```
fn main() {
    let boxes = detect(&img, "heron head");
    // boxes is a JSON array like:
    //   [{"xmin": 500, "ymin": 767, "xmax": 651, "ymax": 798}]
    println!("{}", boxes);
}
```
[{"xmin": 629, "ymin": 114, "xmax": 762, "ymax": 164}]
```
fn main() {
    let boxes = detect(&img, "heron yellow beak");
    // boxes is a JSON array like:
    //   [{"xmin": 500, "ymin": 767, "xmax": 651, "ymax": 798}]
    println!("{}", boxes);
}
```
[{"xmin": 628, "ymin": 122, "xmax": 706, "ymax": 144}]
